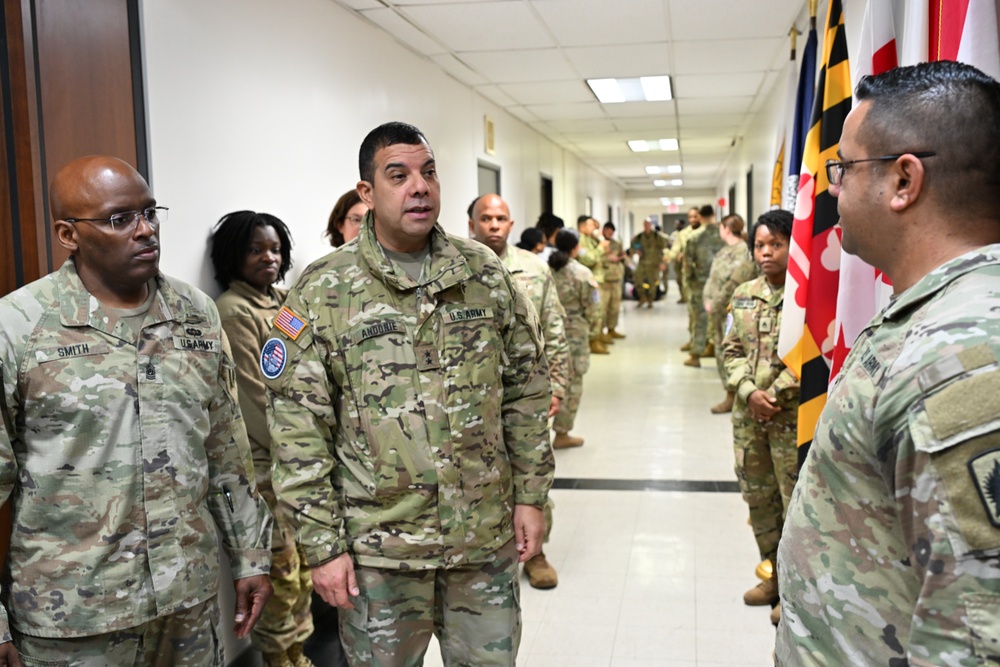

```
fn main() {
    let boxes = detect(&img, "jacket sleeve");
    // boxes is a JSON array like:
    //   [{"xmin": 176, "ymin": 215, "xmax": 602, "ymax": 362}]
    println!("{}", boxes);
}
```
[
  {"xmin": 0, "ymin": 330, "xmax": 20, "ymax": 644},
  {"xmin": 205, "ymin": 328, "xmax": 273, "ymax": 579},
  {"xmin": 264, "ymin": 291, "xmax": 347, "ymax": 567},
  {"xmin": 540, "ymin": 270, "xmax": 570, "ymax": 400},
  {"xmin": 220, "ymin": 309, "xmax": 269, "ymax": 471},
  {"xmin": 722, "ymin": 291, "xmax": 755, "ymax": 400},
  {"xmin": 499, "ymin": 272, "xmax": 554, "ymax": 508}
]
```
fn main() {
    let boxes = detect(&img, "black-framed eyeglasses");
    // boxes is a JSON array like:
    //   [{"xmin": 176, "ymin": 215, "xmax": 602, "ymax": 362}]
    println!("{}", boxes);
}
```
[
  {"xmin": 64, "ymin": 206, "xmax": 169, "ymax": 233},
  {"xmin": 825, "ymin": 153, "xmax": 936, "ymax": 186}
]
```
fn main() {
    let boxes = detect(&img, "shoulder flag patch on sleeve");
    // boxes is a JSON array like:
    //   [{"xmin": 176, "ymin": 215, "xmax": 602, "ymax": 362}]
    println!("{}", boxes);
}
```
[
  {"xmin": 274, "ymin": 306, "xmax": 307, "ymax": 340},
  {"xmin": 260, "ymin": 338, "xmax": 287, "ymax": 379}
]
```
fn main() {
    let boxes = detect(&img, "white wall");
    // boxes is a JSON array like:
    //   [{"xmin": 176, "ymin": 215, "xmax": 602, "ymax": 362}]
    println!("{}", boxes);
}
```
[{"xmin": 141, "ymin": 0, "xmax": 623, "ymax": 297}]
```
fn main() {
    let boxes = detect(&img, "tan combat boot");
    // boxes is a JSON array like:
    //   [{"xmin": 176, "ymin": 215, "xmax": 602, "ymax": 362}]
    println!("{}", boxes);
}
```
[
  {"xmin": 600, "ymin": 332, "xmax": 615, "ymax": 345},
  {"xmin": 710, "ymin": 391, "xmax": 735, "ymax": 414},
  {"xmin": 683, "ymin": 354, "xmax": 700, "ymax": 367},
  {"xmin": 770, "ymin": 602, "xmax": 781, "ymax": 626},
  {"xmin": 262, "ymin": 652, "xmax": 295, "ymax": 667},
  {"xmin": 744, "ymin": 573, "xmax": 779, "ymax": 606},
  {"xmin": 552, "ymin": 432, "xmax": 584, "ymax": 449},
  {"xmin": 523, "ymin": 552, "xmax": 558, "ymax": 589},
  {"xmin": 702, "ymin": 342, "xmax": 715, "ymax": 358},
  {"xmin": 590, "ymin": 339, "xmax": 610, "ymax": 354},
  {"xmin": 609, "ymin": 328, "xmax": 626, "ymax": 339},
  {"xmin": 680, "ymin": 342, "xmax": 692, "ymax": 352},
  {"xmin": 287, "ymin": 644, "xmax": 316, "ymax": 667}
]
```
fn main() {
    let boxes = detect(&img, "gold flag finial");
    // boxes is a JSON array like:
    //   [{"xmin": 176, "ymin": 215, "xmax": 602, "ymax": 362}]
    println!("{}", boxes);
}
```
[{"xmin": 790, "ymin": 26, "xmax": 798, "ymax": 58}]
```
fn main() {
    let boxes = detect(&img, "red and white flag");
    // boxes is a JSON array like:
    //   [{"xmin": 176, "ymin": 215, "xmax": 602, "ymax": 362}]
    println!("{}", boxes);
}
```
[
  {"xmin": 902, "ymin": 0, "xmax": 1000, "ymax": 76},
  {"xmin": 830, "ymin": 0, "xmax": 897, "ymax": 379}
]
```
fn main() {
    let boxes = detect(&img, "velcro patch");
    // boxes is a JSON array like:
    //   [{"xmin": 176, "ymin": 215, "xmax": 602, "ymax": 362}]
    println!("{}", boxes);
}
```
[
  {"xmin": 969, "ymin": 448, "xmax": 1000, "ymax": 529},
  {"xmin": 933, "ymin": 433, "xmax": 1000, "ymax": 553},
  {"xmin": 274, "ymin": 307, "xmax": 307, "ymax": 340},
  {"xmin": 733, "ymin": 297, "xmax": 755, "ymax": 309},
  {"xmin": 173, "ymin": 336, "xmax": 221, "ymax": 353},
  {"xmin": 926, "ymin": 370, "xmax": 1000, "ymax": 442},
  {"xmin": 260, "ymin": 338, "xmax": 287, "ymax": 380},
  {"xmin": 446, "ymin": 306, "xmax": 493, "ymax": 323},
  {"xmin": 354, "ymin": 320, "xmax": 402, "ymax": 344},
  {"xmin": 35, "ymin": 342, "xmax": 109, "ymax": 363}
]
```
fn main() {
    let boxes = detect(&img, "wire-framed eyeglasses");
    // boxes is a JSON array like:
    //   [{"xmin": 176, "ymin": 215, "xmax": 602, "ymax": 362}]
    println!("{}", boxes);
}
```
[
  {"xmin": 825, "ymin": 153, "xmax": 936, "ymax": 186},
  {"xmin": 64, "ymin": 206, "xmax": 169, "ymax": 233}
]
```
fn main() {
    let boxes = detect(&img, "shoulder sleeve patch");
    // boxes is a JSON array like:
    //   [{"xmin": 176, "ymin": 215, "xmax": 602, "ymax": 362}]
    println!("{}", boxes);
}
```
[
  {"xmin": 260, "ymin": 337, "xmax": 288, "ymax": 379},
  {"xmin": 931, "ymin": 433, "xmax": 1000, "ymax": 553},
  {"xmin": 925, "ymin": 369, "xmax": 1000, "ymax": 443},
  {"xmin": 274, "ymin": 306, "xmax": 308, "ymax": 341}
]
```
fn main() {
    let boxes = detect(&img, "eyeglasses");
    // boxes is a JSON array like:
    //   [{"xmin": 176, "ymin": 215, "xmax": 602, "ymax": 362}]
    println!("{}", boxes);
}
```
[
  {"xmin": 825, "ymin": 153, "xmax": 936, "ymax": 186},
  {"xmin": 64, "ymin": 206, "xmax": 169, "ymax": 233},
  {"xmin": 345, "ymin": 215, "xmax": 365, "ymax": 225}
]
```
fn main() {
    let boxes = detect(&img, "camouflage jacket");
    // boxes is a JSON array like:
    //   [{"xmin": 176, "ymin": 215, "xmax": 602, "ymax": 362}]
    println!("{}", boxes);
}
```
[
  {"xmin": 552, "ymin": 259, "xmax": 600, "ymax": 354},
  {"xmin": 666, "ymin": 224, "xmax": 697, "ymax": 263},
  {"xmin": 0, "ymin": 259, "xmax": 272, "ymax": 640},
  {"xmin": 630, "ymin": 231, "xmax": 668, "ymax": 269},
  {"xmin": 683, "ymin": 223, "xmax": 725, "ymax": 284},
  {"xmin": 703, "ymin": 242, "xmax": 758, "ymax": 315},
  {"xmin": 264, "ymin": 217, "xmax": 553, "ymax": 571},
  {"xmin": 777, "ymin": 247, "xmax": 1000, "ymax": 666},
  {"xmin": 576, "ymin": 233, "xmax": 605, "ymax": 283},
  {"xmin": 216, "ymin": 281, "xmax": 287, "ymax": 470},
  {"xmin": 721, "ymin": 276, "xmax": 798, "ymax": 406},
  {"xmin": 600, "ymin": 238, "xmax": 626, "ymax": 283},
  {"xmin": 502, "ymin": 245, "xmax": 570, "ymax": 400}
]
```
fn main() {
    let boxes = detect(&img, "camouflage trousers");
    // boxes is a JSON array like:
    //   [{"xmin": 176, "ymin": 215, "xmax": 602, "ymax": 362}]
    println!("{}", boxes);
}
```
[
  {"xmin": 339, "ymin": 539, "xmax": 521, "ymax": 667},
  {"xmin": 553, "ymin": 342, "xmax": 589, "ymax": 434},
  {"xmin": 686, "ymin": 279, "xmax": 709, "ymax": 353},
  {"xmin": 12, "ymin": 597, "xmax": 223, "ymax": 667},
  {"xmin": 591, "ymin": 281, "xmax": 606, "ymax": 340},
  {"xmin": 601, "ymin": 280, "xmax": 622, "ymax": 330},
  {"xmin": 732, "ymin": 402, "xmax": 799, "ymax": 563},
  {"xmin": 673, "ymin": 258, "xmax": 684, "ymax": 297},
  {"xmin": 633, "ymin": 264, "xmax": 660, "ymax": 303},
  {"xmin": 254, "ymin": 467, "xmax": 314, "ymax": 654},
  {"xmin": 710, "ymin": 310, "xmax": 727, "ymax": 387}
]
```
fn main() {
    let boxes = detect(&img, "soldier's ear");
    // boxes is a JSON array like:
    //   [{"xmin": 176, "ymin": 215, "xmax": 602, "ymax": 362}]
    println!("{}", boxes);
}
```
[
  {"xmin": 54, "ymin": 220, "xmax": 79, "ymax": 253},
  {"xmin": 357, "ymin": 180, "xmax": 374, "ymax": 209}
]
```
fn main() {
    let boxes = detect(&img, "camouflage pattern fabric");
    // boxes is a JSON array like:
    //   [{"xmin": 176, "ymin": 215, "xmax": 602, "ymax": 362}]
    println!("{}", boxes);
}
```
[
  {"xmin": 777, "ymin": 247, "xmax": 1000, "ymax": 666},
  {"xmin": 601, "ymin": 238, "xmax": 625, "ymax": 329},
  {"xmin": 0, "ymin": 258, "xmax": 272, "ymax": 641},
  {"xmin": 601, "ymin": 238, "xmax": 626, "ymax": 283},
  {"xmin": 12, "ymin": 596, "xmax": 225, "ymax": 666},
  {"xmin": 339, "ymin": 539, "xmax": 520, "ymax": 667},
  {"xmin": 667, "ymin": 225, "xmax": 698, "ymax": 301},
  {"xmin": 501, "ymin": 245, "xmax": 569, "ymax": 400},
  {"xmin": 551, "ymin": 259, "xmax": 599, "ymax": 434},
  {"xmin": 264, "ymin": 215, "xmax": 553, "ymax": 572},
  {"xmin": 577, "ymin": 233, "xmax": 606, "ymax": 336},
  {"xmin": 704, "ymin": 243, "xmax": 758, "ymax": 385},
  {"xmin": 217, "ymin": 280, "xmax": 313, "ymax": 654},
  {"xmin": 722, "ymin": 276, "xmax": 799, "ymax": 564},
  {"xmin": 684, "ymin": 223, "xmax": 726, "ymax": 355},
  {"xmin": 630, "ymin": 231, "xmax": 668, "ymax": 303}
]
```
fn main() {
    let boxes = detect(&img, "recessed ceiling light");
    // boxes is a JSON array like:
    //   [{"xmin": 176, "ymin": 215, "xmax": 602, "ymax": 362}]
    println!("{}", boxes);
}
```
[
  {"xmin": 666, "ymin": 165, "xmax": 682, "ymax": 174},
  {"xmin": 646, "ymin": 165, "xmax": 682, "ymax": 175},
  {"xmin": 628, "ymin": 138, "xmax": 679, "ymax": 153},
  {"xmin": 670, "ymin": 179, "xmax": 683, "ymax": 186},
  {"xmin": 587, "ymin": 75, "xmax": 672, "ymax": 104},
  {"xmin": 653, "ymin": 179, "xmax": 668, "ymax": 187},
  {"xmin": 660, "ymin": 197, "xmax": 685, "ymax": 206},
  {"xmin": 645, "ymin": 166, "xmax": 661, "ymax": 174}
]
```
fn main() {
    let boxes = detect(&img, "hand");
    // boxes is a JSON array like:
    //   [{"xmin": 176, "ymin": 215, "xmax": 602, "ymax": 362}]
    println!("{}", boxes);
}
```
[
  {"xmin": 599, "ymin": 239, "xmax": 610, "ymax": 250},
  {"xmin": 513, "ymin": 504, "xmax": 546, "ymax": 563},
  {"xmin": 748, "ymin": 390, "xmax": 781, "ymax": 422},
  {"xmin": 548, "ymin": 395, "xmax": 562, "ymax": 418},
  {"xmin": 658, "ymin": 263, "xmax": 666, "ymax": 273},
  {"xmin": 233, "ymin": 574, "xmax": 272, "ymax": 639},
  {"xmin": 312, "ymin": 552, "xmax": 360, "ymax": 610},
  {"xmin": 704, "ymin": 301, "xmax": 712, "ymax": 314},
  {"xmin": 0, "ymin": 642, "xmax": 22, "ymax": 667}
]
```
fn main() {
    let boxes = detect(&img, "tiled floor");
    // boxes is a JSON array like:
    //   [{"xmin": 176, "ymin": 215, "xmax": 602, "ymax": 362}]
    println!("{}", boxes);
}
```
[{"xmin": 422, "ymin": 295, "xmax": 778, "ymax": 666}]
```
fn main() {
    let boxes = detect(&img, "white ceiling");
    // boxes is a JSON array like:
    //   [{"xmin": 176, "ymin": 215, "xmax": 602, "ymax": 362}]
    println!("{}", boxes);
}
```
[{"xmin": 333, "ymin": 0, "xmax": 809, "ymax": 204}]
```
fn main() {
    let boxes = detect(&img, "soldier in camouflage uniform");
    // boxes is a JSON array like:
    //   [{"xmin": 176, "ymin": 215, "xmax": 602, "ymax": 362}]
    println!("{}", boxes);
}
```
[
  {"xmin": 600, "ymin": 222, "xmax": 627, "ymax": 338},
  {"xmin": 667, "ymin": 208, "xmax": 701, "ymax": 305},
  {"xmin": 722, "ymin": 209, "xmax": 798, "ymax": 627},
  {"xmin": 0, "ymin": 156, "xmax": 272, "ymax": 666},
  {"xmin": 778, "ymin": 62, "xmax": 1000, "ymax": 665},
  {"xmin": 703, "ymin": 214, "xmax": 758, "ymax": 413},
  {"xmin": 264, "ymin": 123, "xmax": 553, "ymax": 667},
  {"xmin": 468, "ymin": 193, "xmax": 569, "ymax": 590},
  {"xmin": 210, "ymin": 211, "xmax": 319, "ymax": 667},
  {"xmin": 630, "ymin": 218, "xmax": 668, "ymax": 308},
  {"xmin": 575, "ymin": 216, "xmax": 610, "ymax": 354},
  {"xmin": 549, "ymin": 230, "xmax": 601, "ymax": 449},
  {"xmin": 682, "ymin": 205, "xmax": 725, "ymax": 367}
]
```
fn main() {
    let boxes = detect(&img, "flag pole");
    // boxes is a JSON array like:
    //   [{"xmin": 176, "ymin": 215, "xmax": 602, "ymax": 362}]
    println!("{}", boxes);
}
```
[{"xmin": 809, "ymin": 0, "xmax": 817, "ymax": 31}]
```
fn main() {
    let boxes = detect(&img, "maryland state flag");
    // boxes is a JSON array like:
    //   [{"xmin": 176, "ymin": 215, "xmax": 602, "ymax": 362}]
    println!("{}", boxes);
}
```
[{"xmin": 777, "ymin": 0, "xmax": 852, "ymax": 463}]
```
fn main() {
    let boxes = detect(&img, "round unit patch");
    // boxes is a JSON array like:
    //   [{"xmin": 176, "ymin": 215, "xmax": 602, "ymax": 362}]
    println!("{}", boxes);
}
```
[{"xmin": 260, "ymin": 338, "xmax": 287, "ymax": 379}]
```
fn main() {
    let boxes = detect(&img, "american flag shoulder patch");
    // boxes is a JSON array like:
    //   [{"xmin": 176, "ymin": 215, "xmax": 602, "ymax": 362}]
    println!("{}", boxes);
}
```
[{"xmin": 274, "ymin": 306, "xmax": 307, "ymax": 340}]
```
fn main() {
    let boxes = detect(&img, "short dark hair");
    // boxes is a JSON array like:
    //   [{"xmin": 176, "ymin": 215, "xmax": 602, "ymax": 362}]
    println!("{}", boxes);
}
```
[
  {"xmin": 699, "ymin": 204, "xmax": 714, "ymax": 218},
  {"xmin": 359, "ymin": 122, "xmax": 428, "ymax": 183},
  {"xmin": 748, "ymin": 209, "xmax": 793, "ymax": 254},
  {"xmin": 576, "ymin": 215, "xmax": 592, "ymax": 226},
  {"xmin": 548, "ymin": 229, "xmax": 580, "ymax": 272},
  {"xmin": 516, "ymin": 227, "xmax": 544, "ymax": 251},
  {"xmin": 603, "ymin": 221, "xmax": 615, "ymax": 232},
  {"xmin": 210, "ymin": 210, "xmax": 293, "ymax": 290},
  {"xmin": 326, "ymin": 189, "xmax": 362, "ymax": 248},
  {"xmin": 855, "ymin": 61, "xmax": 1000, "ymax": 218},
  {"xmin": 536, "ymin": 212, "xmax": 564, "ymax": 237},
  {"xmin": 467, "ymin": 195, "xmax": 481, "ymax": 220}
]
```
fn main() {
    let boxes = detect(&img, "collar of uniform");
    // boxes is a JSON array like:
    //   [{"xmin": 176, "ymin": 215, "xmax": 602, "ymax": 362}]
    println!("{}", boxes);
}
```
[
  {"xmin": 357, "ymin": 211, "xmax": 472, "ymax": 297},
  {"xmin": 227, "ymin": 280, "xmax": 286, "ymax": 309},
  {"xmin": 880, "ymin": 245, "xmax": 1000, "ymax": 325},
  {"xmin": 58, "ymin": 257, "xmax": 196, "ymax": 333}
]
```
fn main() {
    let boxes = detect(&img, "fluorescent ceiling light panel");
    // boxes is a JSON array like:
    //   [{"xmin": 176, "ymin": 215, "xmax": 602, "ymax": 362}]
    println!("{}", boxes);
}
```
[
  {"xmin": 666, "ymin": 165, "xmax": 682, "ymax": 174},
  {"xmin": 646, "ymin": 165, "xmax": 683, "ymax": 175},
  {"xmin": 653, "ymin": 179, "xmax": 668, "ymax": 187},
  {"xmin": 628, "ymin": 140, "xmax": 650, "ymax": 152},
  {"xmin": 645, "ymin": 166, "xmax": 661, "ymax": 174},
  {"xmin": 628, "ymin": 139, "xmax": 679, "ymax": 153},
  {"xmin": 660, "ymin": 197, "xmax": 685, "ymax": 206},
  {"xmin": 670, "ymin": 179, "xmax": 683, "ymax": 186},
  {"xmin": 587, "ymin": 75, "xmax": 672, "ymax": 104}
]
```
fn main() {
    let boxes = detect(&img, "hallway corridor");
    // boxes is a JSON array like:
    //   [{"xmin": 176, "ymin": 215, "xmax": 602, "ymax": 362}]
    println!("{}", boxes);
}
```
[{"xmin": 426, "ymin": 296, "xmax": 777, "ymax": 666}]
